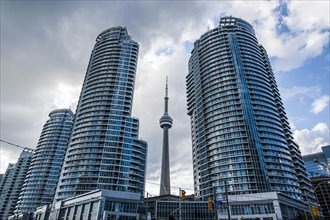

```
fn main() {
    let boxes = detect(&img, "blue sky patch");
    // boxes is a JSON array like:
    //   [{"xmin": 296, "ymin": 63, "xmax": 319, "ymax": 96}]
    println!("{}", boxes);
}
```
[
  {"xmin": 155, "ymin": 46, "xmax": 175, "ymax": 57},
  {"xmin": 184, "ymin": 41, "xmax": 194, "ymax": 54},
  {"xmin": 276, "ymin": 1, "xmax": 290, "ymax": 35}
]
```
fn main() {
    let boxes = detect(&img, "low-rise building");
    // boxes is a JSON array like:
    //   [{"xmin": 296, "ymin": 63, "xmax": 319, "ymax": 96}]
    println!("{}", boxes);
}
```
[
  {"xmin": 144, "ymin": 192, "xmax": 311, "ymax": 220},
  {"xmin": 47, "ymin": 189, "xmax": 141, "ymax": 220},
  {"xmin": 302, "ymin": 145, "xmax": 330, "ymax": 218},
  {"xmin": 144, "ymin": 194, "xmax": 214, "ymax": 220}
]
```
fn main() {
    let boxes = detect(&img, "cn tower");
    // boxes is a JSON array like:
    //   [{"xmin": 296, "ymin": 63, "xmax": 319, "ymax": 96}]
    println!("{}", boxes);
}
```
[{"xmin": 159, "ymin": 77, "xmax": 173, "ymax": 195}]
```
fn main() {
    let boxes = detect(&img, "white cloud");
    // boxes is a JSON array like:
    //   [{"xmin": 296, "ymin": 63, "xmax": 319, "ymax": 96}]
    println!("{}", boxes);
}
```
[
  {"xmin": 133, "ymin": 30, "xmax": 194, "ymax": 196},
  {"xmin": 311, "ymin": 95, "xmax": 330, "ymax": 114},
  {"xmin": 289, "ymin": 119, "xmax": 297, "ymax": 130},
  {"xmin": 250, "ymin": 1, "xmax": 330, "ymax": 72},
  {"xmin": 0, "ymin": 148, "xmax": 20, "ymax": 174},
  {"xmin": 214, "ymin": 1, "xmax": 330, "ymax": 73},
  {"xmin": 293, "ymin": 123, "xmax": 330, "ymax": 154},
  {"xmin": 1, "ymin": 1, "xmax": 329, "ymax": 196},
  {"xmin": 284, "ymin": 1, "xmax": 330, "ymax": 33},
  {"xmin": 52, "ymin": 83, "xmax": 81, "ymax": 111},
  {"xmin": 279, "ymin": 86, "xmax": 321, "ymax": 100}
]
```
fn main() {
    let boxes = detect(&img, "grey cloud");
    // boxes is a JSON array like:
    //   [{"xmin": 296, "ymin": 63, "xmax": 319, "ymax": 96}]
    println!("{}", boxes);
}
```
[
  {"xmin": 1, "ymin": 1, "xmax": 328, "ymax": 196},
  {"xmin": 1, "ymin": 1, "xmax": 210, "ymax": 194}
]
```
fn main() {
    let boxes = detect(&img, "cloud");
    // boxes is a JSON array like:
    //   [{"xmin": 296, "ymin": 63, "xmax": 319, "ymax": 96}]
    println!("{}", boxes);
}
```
[
  {"xmin": 252, "ymin": 1, "xmax": 330, "ymax": 72},
  {"xmin": 51, "ymin": 83, "xmax": 81, "ymax": 111},
  {"xmin": 284, "ymin": 1, "xmax": 330, "ymax": 33},
  {"xmin": 279, "ymin": 86, "xmax": 321, "ymax": 101},
  {"xmin": 133, "ymin": 32, "xmax": 194, "ymax": 196},
  {"xmin": 293, "ymin": 123, "xmax": 330, "ymax": 154},
  {"xmin": 311, "ymin": 95, "xmax": 330, "ymax": 114},
  {"xmin": 155, "ymin": 46, "xmax": 175, "ymax": 57},
  {"xmin": 0, "ymin": 147, "xmax": 22, "ymax": 174}
]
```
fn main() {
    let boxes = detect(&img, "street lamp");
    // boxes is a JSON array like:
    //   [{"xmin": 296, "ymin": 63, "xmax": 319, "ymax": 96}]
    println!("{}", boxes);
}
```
[
  {"xmin": 303, "ymin": 180, "xmax": 330, "ymax": 220},
  {"xmin": 224, "ymin": 180, "xmax": 231, "ymax": 220},
  {"xmin": 145, "ymin": 191, "xmax": 152, "ymax": 220},
  {"xmin": 314, "ymin": 180, "xmax": 330, "ymax": 191},
  {"xmin": 214, "ymin": 177, "xmax": 231, "ymax": 220},
  {"xmin": 312, "ymin": 180, "xmax": 330, "ymax": 218}
]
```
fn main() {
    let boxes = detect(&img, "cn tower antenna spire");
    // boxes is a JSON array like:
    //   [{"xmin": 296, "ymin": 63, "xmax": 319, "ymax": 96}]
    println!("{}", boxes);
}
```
[
  {"xmin": 165, "ymin": 76, "xmax": 169, "ymax": 113},
  {"xmin": 159, "ymin": 76, "xmax": 173, "ymax": 195},
  {"xmin": 166, "ymin": 76, "xmax": 168, "ymax": 98}
]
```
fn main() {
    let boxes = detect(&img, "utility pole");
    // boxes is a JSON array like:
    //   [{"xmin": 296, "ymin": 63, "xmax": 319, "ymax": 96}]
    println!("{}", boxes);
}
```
[
  {"xmin": 303, "ymin": 192, "xmax": 315, "ymax": 220},
  {"xmin": 179, "ymin": 188, "xmax": 182, "ymax": 220},
  {"xmin": 145, "ymin": 191, "xmax": 148, "ymax": 220},
  {"xmin": 224, "ymin": 180, "xmax": 231, "ymax": 220},
  {"xmin": 213, "ymin": 186, "xmax": 218, "ymax": 220}
]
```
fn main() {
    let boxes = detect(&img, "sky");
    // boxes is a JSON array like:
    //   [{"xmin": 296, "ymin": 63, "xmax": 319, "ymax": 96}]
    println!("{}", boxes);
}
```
[{"xmin": 1, "ymin": 0, "xmax": 329, "ymax": 197}]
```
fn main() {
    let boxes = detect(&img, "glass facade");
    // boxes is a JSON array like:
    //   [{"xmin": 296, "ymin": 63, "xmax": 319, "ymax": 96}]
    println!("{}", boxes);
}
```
[
  {"xmin": 49, "ymin": 189, "xmax": 141, "ymax": 220},
  {"xmin": 216, "ymin": 191, "xmax": 310, "ymax": 220},
  {"xmin": 225, "ymin": 203, "xmax": 274, "ymax": 216},
  {"xmin": 54, "ymin": 27, "xmax": 147, "ymax": 203},
  {"xmin": 186, "ymin": 16, "xmax": 314, "ymax": 203},
  {"xmin": 302, "ymin": 145, "xmax": 330, "ymax": 178},
  {"xmin": 302, "ymin": 146, "xmax": 330, "ymax": 218},
  {"xmin": 155, "ymin": 201, "xmax": 214, "ymax": 220},
  {"xmin": 14, "ymin": 109, "xmax": 74, "ymax": 215}
]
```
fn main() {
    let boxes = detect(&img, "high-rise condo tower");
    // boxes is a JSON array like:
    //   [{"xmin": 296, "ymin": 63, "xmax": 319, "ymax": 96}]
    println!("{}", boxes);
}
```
[
  {"xmin": 54, "ymin": 27, "xmax": 147, "ymax": 203},
  {"xmin": 0, "ymin": 150, "xmax": 33, "ymax": 220},
  {"xmin": 14, "ymin": 109, "xmax": 74, "ymax": 216},
  {"xmin": 186, "ymin": 16, "xmax": 316, "ymax": 219}
]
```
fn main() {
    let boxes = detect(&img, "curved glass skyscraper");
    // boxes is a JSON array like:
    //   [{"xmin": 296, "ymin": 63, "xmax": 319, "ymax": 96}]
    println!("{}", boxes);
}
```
[
  {"xmin": 186, "ymin": 16, "xmax": 314, "ymax": 204},
  {"xmin": 0, "ymin": 150, "xmax": 33, "ymax": 220},
  {"xmin": 54, "ymin": 27, "xmax": 147, "ymax": 203},
  {"xmin": 14, "ymin": 109, "xmax": 74, "ymax": 215}
]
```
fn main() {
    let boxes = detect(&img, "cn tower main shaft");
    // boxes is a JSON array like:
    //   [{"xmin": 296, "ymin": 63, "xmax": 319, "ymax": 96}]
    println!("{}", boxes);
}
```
[{"xmin": 159, "ymin": 77, "xmax": 173, "ymax": 195}]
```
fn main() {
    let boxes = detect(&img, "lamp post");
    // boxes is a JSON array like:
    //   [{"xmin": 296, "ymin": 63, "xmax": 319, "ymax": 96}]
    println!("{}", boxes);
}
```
[
  {"xmin": 145, "ymin": 191, "xmax": 152, "ymax": 220},
  {"xmin": 302, "ymin": 190, "xmax": 315, "ymax": 220},
  {"xmin": 224, "ymin": 180, "xmax": 231, "ymax": 220},
  {"xmin": 303, "ymin": 180, "xmax": 330, "ymax": 220},
  {"xmin": 314, "ymin": 180, "xmax": 330, "ymax": 191},
  {"xmin": 313, "ymin": 180, "xmax": 330, "ymax": 218},
  {"xmin": 214, "ymin": 177, "xmax": 231, "ymax": 220},
  {"xmin": 213, "ymin": 186, "xmax": 218, "ymax": 220}
]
